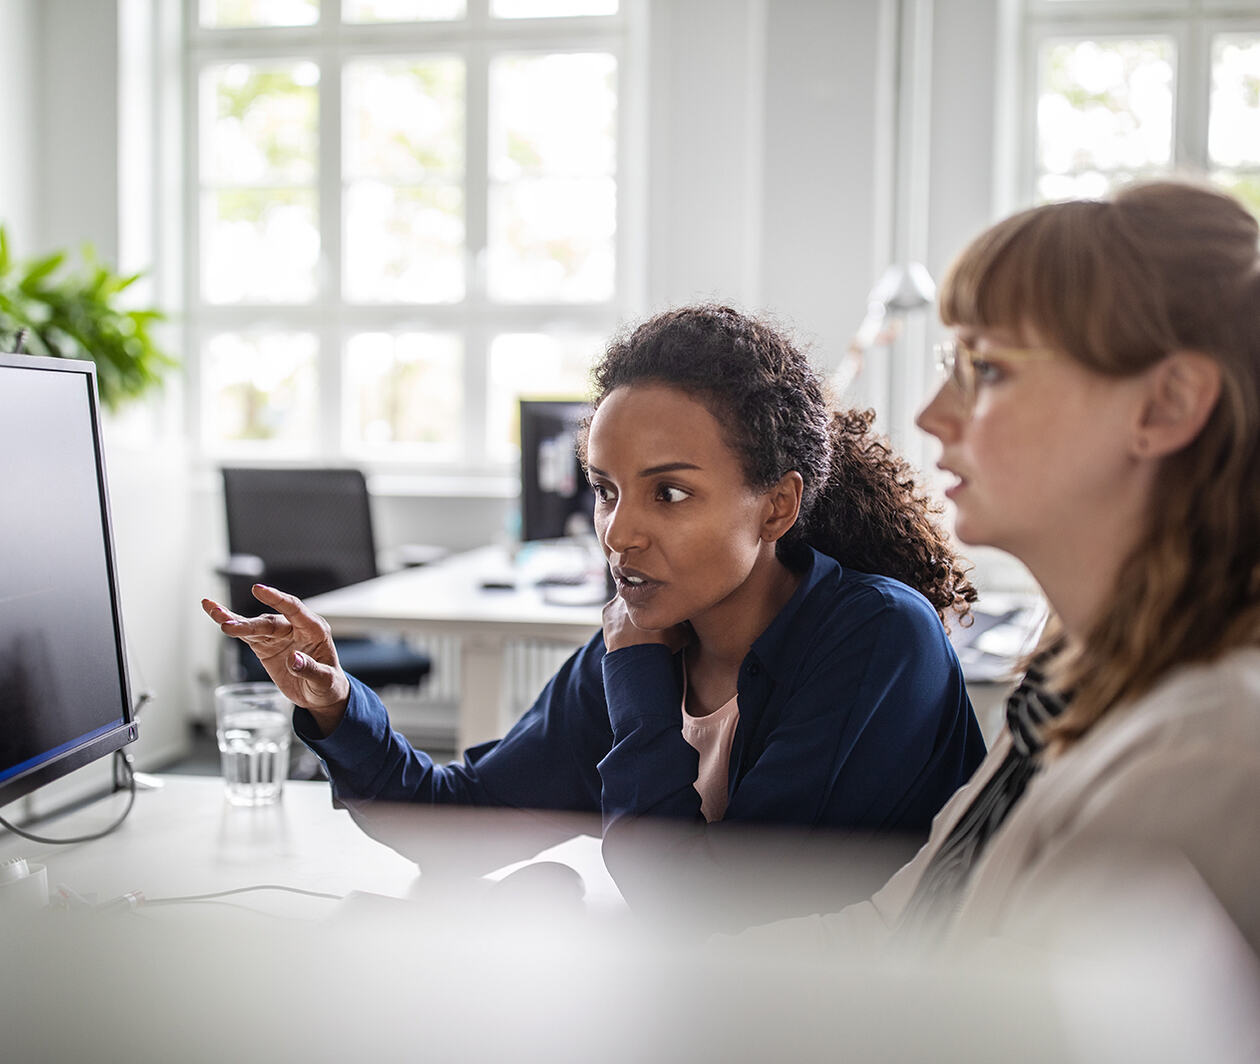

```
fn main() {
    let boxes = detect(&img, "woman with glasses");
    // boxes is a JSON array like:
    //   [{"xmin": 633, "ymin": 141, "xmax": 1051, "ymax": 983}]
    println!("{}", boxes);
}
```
[{"xmin": 755, "ymin": 179, "xmax": 1260, "ymax": 955}]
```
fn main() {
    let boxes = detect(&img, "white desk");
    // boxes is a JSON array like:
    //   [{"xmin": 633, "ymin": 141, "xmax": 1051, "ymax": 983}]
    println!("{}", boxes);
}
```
[
  {"xmin": 0, "ymin": 775, "xmax": 634, "ymax": 1060},
  {"xmin": 0, "ymin": 775, "xmax": 619, "ymax": 915},
  {"xmin": 307, "ymin": 544, "xmax": 606, "ymax": 752},
  {"xmin": 2, "ymin": 778, "xmax": 1236, "ymax": 1061}
]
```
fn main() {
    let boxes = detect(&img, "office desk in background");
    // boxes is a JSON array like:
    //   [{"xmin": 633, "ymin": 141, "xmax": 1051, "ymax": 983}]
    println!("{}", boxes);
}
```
[
  {"xmin": 308, "ymin": 544, "xmax": 1044, "ymax": 753},
  {"xmin": 308, "ymin": 543, "xmax": 606, "ymax": 752}
]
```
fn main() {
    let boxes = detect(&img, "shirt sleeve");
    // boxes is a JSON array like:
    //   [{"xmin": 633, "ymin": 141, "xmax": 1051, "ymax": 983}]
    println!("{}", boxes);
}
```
[
  {"xmin": 294, "ymin": 634, "xmax": 612, "ymax": 815},
  {"xmin": 597, "ymin": 642, "xmax": 700, "ymax": 826}
]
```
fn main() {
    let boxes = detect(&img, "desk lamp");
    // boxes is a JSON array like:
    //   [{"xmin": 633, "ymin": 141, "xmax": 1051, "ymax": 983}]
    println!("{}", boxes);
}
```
[{"xmin": 834, "ymin": 261, "xmax": 937, "ymax": 394}]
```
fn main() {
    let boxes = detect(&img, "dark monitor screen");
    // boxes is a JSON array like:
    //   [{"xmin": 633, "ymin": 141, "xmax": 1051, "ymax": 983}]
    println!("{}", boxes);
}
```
[
  {"xmin": 0, "ymin": 353, "xmax": 137, "ymax": 810},
  {"xmin": 519, "ymin": 399, "xmax": 594, "ymax": 543}
]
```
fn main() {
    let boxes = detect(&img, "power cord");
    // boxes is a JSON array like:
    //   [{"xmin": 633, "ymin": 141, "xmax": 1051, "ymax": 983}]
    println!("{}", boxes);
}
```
[
  {"xmin": 143, "ymin": 884, "xmax": 342, "ymax": 906},
  {"xmin": 0, "ymin": 750, "xmax": 137, "ymax": 845},
  {"xmin": 0, "ymin": 690, "xmax": 153, "ymax": 845}
]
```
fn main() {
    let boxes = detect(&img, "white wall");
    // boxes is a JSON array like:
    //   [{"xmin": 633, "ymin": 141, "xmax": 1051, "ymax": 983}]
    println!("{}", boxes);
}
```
[
  {"xmin": 0, "ymin": 0, "xmax": 37, "ymax": 253},
  {"xmin": 34, "ymin": 0, "xmax": 121, "ymax": 260},
  {"xmin": 5, "ymin": 0, "xmax": 1023, "ymax": 768}
]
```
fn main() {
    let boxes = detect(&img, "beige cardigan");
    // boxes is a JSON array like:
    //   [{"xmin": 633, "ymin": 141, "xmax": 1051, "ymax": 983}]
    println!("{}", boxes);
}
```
[{"xmin": 751, "ymin": 647, "xmax": 1260, "ymax": 956}]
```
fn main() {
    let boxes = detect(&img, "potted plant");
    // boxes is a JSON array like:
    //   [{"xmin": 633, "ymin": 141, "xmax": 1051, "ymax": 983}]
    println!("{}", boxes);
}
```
[{"xmin": 0, "ymin": 225, "xmax": 176, "ymax": 411}]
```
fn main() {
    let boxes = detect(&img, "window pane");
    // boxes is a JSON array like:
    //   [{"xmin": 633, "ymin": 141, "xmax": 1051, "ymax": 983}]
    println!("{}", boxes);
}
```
[
  {"xmin": 1036, "ymin": 169, "xmax": 1156, "ymax": 203},
  {"xmin": 1209, "ymin": 35, "xmax": 1260, "ymax": 168},
  {"xmin": 202, "ymin": 188, "xmax": 320, "ymax": 303},
  {"xmin": 490, "ymin": 54, "xmax": 616, "ymax": 179},
  {"xmin": 1212, "ymin": 171, "xmax": 1260, "ymax": 220},
  {"xmin": 202, "ymin": 62, "xmax": 319, "ymax": 184},
  {"xmin": 493, "ymin": 0, "xmax": 617, "ymax": 16},
  {"xmin": 201, "ymin": 0, "xmax": 318, "ymax": 27},
  {"xmin": 488, "ymin": 179, "xmax": 615, "ymax": 302},
  {"xmin": 345, "ymin": 58, "xmax": 464, "ymax": 180},
  {"xmin": 344, "ymin": 0, "xmax": 465, "ymax": 20},
  {"xmin": 344, "ymin": 183, "xmax": 464, "ymax": 302},
  {"xmin": 487, "ymin": 333, "xmax": 600, "ymax": 460},
  {"xmin": 345, "ymin": 333, "xmax": 463, "ymax": 455},
  {"xmin": 203, "ymin": 332, "xmax": 318, "ymax": 447},
  {"xmin": 488, "ymin": 53, "xmax": 617, "ymax": 302},
  {"xmin": 1037, "ymin": 38, "xmax": 1174, "ymax": 180},
  {"xmin": 344, "ymin": 58, "xmax": 465, "ymax": 303}
]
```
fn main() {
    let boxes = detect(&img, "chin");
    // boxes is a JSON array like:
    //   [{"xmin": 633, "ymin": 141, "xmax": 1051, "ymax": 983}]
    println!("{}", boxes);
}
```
[
  {"xmin": 622, "ymin": 601, "xmax": 686, "ymax": 633},
  {"xmin": 950, "ymin": 514, "xmax": 992, "ymax": 549}
]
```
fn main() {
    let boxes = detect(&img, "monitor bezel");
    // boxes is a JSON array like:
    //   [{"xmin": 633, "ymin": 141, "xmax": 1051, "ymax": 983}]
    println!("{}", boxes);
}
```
[
  {"xmin": 518, "ymin": 397, "xmax": 594, "ymax": 544},
  {"xmin": 0, "ymin": 352, "xmax": 138, "ymax": 811}
]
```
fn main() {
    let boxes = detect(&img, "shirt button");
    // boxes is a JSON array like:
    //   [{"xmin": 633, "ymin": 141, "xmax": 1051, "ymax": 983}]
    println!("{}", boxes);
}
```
[{"xmin": 748, "ymin": 663, "xmax": 761, "ymax": 676}]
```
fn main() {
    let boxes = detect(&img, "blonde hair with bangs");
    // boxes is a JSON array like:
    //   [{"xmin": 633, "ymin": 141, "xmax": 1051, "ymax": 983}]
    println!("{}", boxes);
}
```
[{"xmin": 939, "ymin": 180, "xmax": 1260, "ymax": 748}]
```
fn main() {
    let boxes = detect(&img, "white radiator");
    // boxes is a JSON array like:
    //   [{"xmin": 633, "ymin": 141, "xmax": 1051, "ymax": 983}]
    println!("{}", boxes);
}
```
[{"xmin": 386, "ymin": 635, "xmax": 585, "ymax": 753}]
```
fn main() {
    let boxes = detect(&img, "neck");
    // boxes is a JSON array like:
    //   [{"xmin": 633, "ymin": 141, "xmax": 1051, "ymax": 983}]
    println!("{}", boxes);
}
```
[
  {"xmin": 1018, "ymin": 505, "xmax": 1145, "ymax": 649},
  {"xmin": 688, "ymin": 550, "xmax": 800, "ymax": 671}
]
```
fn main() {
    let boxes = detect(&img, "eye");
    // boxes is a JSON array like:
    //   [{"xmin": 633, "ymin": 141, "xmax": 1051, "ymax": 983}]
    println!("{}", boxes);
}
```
[
  {"xmin": 591, "ymin": 482, "xmax": 616, "ymax": 503},
  {"xmin": 656, "ymin": 484, "xmax": 690, "ymax": 504},
  {"xmin": 970, "ymin": 358, "xmax": 1004, "ymax": 386}
]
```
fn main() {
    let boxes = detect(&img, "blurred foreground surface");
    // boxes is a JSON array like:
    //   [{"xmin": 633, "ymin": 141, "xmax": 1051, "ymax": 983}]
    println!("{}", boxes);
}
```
[{"xmin": 0, "ymin": 777, "xmax": 1256, "ymax": 1062}]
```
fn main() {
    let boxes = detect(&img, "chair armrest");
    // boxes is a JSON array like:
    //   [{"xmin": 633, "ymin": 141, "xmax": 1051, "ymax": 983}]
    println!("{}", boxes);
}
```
[{"xmin": 215, "ymin": 553, "xmax": 266, "ymax": 580}]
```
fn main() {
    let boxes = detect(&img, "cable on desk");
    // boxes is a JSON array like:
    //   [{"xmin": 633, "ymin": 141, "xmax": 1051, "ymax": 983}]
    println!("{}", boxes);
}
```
[
  {"xmin": 0, "ymin": 751, "xmax": 137, "ymax": 845},
  {"xmin": 143, "ymin": 884, "xmax": 343, "ymax": 906}
]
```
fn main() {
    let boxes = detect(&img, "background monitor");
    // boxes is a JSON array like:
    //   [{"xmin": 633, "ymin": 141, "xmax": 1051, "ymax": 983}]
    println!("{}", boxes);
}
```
[
  {"xmin": 0, "ymin": 353, "xmax": 137, "ymax": 811},
  {"xmin": 519, "ymin": 398, "xmax": 594, "ymax": 543}
]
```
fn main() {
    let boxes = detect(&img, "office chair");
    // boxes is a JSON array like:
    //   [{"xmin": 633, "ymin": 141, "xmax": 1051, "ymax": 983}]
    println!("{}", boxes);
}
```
[{"xmin": 218, "ymin": 467, "xmax": 433, "ymax": 692}]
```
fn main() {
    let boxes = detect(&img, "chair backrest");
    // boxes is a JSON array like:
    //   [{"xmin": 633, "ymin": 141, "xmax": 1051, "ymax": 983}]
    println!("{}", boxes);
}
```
[{"xmin": 221, "ymin": 467, "xmax": 380, "ymax": 615}]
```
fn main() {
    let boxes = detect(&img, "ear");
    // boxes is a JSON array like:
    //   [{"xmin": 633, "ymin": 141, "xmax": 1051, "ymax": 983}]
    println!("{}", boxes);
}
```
[
  {"xmin": 760, "ymin": 471, "xmax": 804, "ymax": 543},
  {"xmin": 1133, "ymin": 351, "xmax": 1222, "ymax": 459}
]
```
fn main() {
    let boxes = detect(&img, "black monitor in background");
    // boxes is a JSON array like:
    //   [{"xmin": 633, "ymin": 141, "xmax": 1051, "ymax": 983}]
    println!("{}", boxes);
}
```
[
  {"xmin": 519, "ymin": 398, "xmax": 594, "ymax": 543},
  {"xmin": 0, "ymin": 353, "xmax": 138, "ymax": 811}
]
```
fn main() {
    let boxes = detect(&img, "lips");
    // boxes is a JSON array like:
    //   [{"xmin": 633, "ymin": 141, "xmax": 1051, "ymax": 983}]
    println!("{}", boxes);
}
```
[
  {"xmin": 937, "ymin": 463, "xmax": 967, "ymax": 497},
  {"xmin": 611, "ymin": 564, "xmax": 663, "ymax": 605}
]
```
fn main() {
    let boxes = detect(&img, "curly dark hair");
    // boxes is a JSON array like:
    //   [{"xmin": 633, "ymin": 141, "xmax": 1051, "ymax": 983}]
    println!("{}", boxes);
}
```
[{"xmin": 582, "ymin": 304, "xmax": 975, "ymax": 622}]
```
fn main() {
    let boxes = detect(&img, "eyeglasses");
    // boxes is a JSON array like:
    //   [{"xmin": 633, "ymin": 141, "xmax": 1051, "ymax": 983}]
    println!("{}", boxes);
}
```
[{"xmin": 932, "ymin": 336, "xmax": 1057, "ymax": 410}]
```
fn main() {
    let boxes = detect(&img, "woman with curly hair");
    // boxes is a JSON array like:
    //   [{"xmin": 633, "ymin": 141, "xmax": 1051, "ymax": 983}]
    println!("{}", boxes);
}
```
[{"xmin": 202, "ymin": 305, "xmax": 984, "ymax": 896}]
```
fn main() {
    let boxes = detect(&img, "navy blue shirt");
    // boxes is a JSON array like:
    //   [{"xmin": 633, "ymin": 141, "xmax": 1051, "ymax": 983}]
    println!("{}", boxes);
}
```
[{"xmin": 296, "ymin": 548, "xmax": 984, "ymax": 838}]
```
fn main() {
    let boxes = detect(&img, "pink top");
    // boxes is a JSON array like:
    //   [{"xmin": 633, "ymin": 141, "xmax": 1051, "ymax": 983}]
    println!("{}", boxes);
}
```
[{"xmin": 681, "ymin": 674, "xmax": 741, "ymax": 823}]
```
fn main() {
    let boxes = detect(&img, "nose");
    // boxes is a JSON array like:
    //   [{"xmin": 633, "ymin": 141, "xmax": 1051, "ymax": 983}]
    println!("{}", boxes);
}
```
[
  {"xmin": 915, "ymin": 379, "xmax": 963, "ymax": 443},
  {"xmin": 598, "ymin": 496, "xmax": 648, "ymax": 559}
]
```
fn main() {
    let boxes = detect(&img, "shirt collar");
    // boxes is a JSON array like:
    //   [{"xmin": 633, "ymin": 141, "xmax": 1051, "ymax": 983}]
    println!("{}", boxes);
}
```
[{"xmin": 746, "ymin": 547, "xmax": 838, "ymax": 679}]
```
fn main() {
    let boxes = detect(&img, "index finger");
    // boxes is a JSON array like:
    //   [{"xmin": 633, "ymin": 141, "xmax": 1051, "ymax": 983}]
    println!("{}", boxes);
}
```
[{"xmin": 250, "ymin": 583, "xmax": 330, "ymax": 634}]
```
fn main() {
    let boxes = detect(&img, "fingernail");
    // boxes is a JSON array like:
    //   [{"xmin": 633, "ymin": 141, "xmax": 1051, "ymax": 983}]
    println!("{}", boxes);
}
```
[{"xmin": 291, "ymin": 652, "xmax": 305, "ymax": 670}]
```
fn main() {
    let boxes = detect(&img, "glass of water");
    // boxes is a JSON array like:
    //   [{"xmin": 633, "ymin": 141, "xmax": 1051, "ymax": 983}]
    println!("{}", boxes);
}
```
[{"xmin": 213, "ymin": 682, "xmax": 293, "ymax": 806}]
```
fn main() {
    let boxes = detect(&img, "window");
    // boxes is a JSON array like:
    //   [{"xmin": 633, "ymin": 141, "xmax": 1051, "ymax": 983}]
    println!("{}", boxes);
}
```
[
  {"xmin": 186, "ymin": 0, "xmax": 636, "ymax": 476},
  {"xmin": 1021, "ymin": 1, "xmax": 1260, "ymax": 216}
]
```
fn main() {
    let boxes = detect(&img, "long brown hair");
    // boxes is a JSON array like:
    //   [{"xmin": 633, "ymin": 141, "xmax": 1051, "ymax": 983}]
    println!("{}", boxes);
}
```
[
  {"xmin": 939, "ymin": 180, "xmax": 1260, "ymax": 745},
  {"xmin": 582, "ymin": 304, "xmax": 975, "ymax": 622}
]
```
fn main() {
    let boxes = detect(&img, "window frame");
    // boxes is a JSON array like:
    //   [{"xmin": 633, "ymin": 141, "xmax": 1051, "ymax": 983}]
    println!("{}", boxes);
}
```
[
  {"xmin": 181, "ymin": 0, "xmax": 644, "ymax": 487},
  {"xmin": 1017, "ymin": 0, "xmax": 1260, "ymax": 206}
]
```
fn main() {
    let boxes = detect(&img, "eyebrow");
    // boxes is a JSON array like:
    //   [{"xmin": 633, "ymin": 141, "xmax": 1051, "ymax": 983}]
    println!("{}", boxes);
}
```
[{"xmin": 587, "ymin": 461, "xmax": 703, "ymax": 478}]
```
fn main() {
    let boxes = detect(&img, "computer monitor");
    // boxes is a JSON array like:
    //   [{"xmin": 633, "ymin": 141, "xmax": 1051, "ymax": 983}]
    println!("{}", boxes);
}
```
[
  {"xmin": 518, "ymin": 398, "xmax": 594, "ymax": 543},
  {"xmin": 0, "ymin": 353, "xmax": 138, "ymax": 811}
]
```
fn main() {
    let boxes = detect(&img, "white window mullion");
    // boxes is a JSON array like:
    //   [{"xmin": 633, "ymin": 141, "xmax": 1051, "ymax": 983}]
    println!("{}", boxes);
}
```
[
  {"xmin": 318, "ymin": 39, "xmax": 345, "ymax": 460},
  {"xmin": 465, "ymin": 40, "xmax": 491, "ymax": 467},
  {"xmin": 184, "ymin": 14, "xmax": 206, "ymax": 454},
  {"xmin": 1176, "ymin": 16, "xmax": 1210, "ymax": 171}
]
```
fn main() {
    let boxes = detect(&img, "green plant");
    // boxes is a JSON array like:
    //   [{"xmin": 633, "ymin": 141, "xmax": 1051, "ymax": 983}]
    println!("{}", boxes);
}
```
[{"xmin": 0, "ymin": 225, "xmax": 176, "ymax": 412}]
